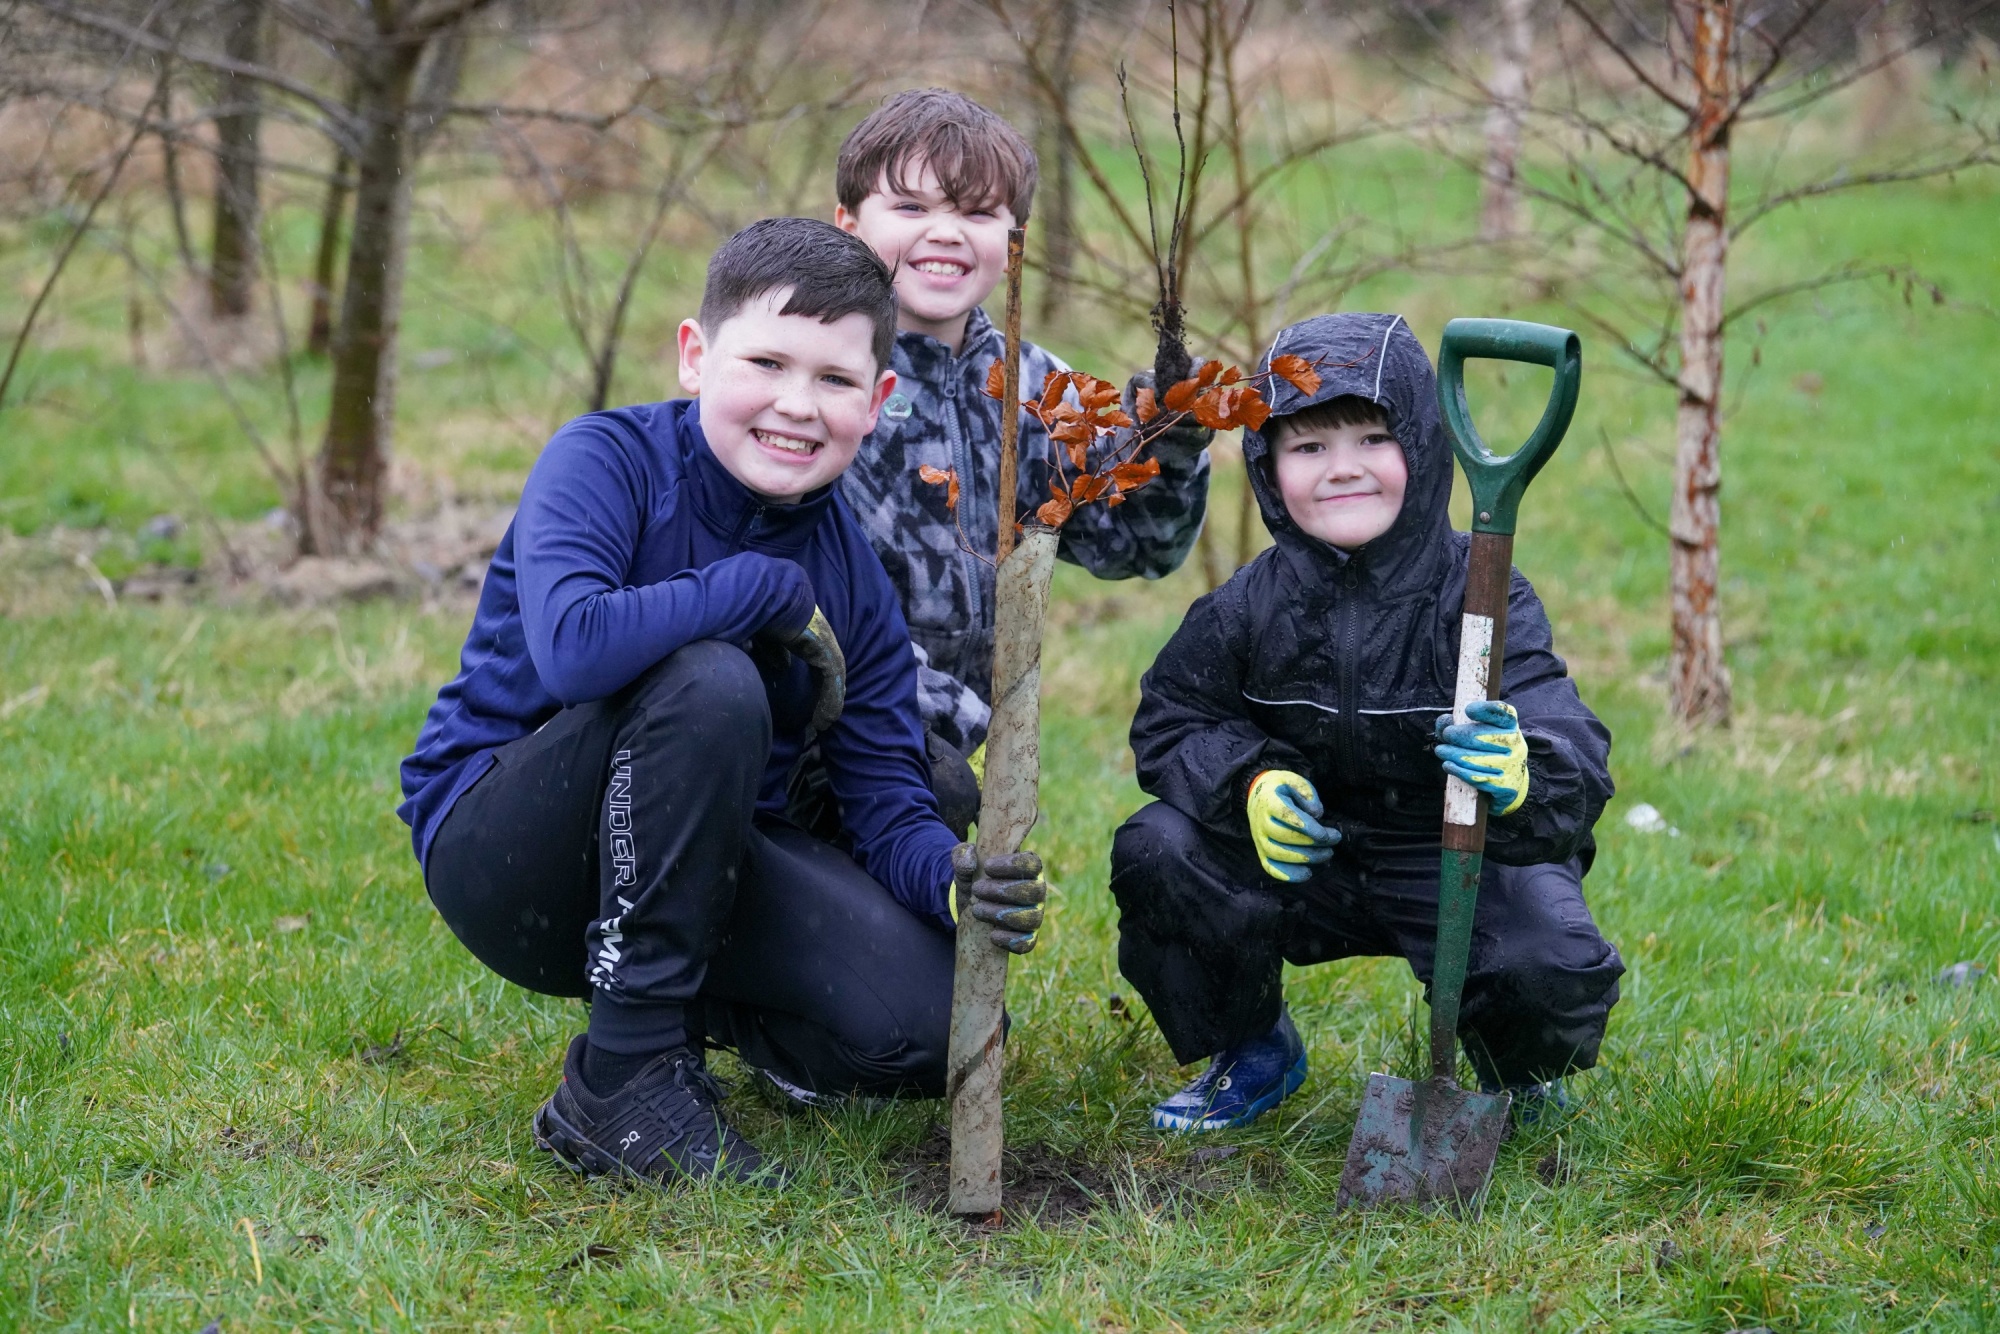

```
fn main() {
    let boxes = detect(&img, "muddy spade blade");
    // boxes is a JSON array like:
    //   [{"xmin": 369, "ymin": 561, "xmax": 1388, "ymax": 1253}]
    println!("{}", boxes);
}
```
[{"xmin": 1336, "ymin": 1074, "xmax": 1510, "ymax": 1212}]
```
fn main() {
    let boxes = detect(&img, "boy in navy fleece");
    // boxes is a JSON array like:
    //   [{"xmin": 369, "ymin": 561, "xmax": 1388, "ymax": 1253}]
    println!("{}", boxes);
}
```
[{"xmin": 399, "ymin": 219, "xmax": 1045, "ymax": 1186}]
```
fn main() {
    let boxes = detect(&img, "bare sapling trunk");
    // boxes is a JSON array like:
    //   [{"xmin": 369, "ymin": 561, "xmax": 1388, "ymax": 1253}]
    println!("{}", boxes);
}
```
[
  {"xmin": 306, "ymin": 144, "xmax": 352, "ymax": 357},
  {"xmin": 1479, "ymin": 0, "xmax": 1532, "ymax": 241},
  {"xmin": 1036, "ymin": 0, "xmax": 1081, "ymax": 322},
  {"xmin": 208, "ymin": 0, "xmax": 265, "ymax": 318},
  {"xmin": 948, "ymin": 227, "xmax": 1042, "ymax": 1223},
  {"xmin": 314, "ymin": 39, "xmax": 425, "ymax": 553},
  {"xmin": 1670, "ymin": 0, "xmax": 1733, "ymax": 727}
]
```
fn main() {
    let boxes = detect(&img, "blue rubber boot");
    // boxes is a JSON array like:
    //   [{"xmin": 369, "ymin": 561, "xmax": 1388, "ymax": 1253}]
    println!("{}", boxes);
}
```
[
  {"xmin": 1482, "ymin": 1077, "xmax": 1571, "ymax": 1129},
  {"xmin": 1151, "ymin": 1007, "xmax": 1307, "ymax": 1133}
]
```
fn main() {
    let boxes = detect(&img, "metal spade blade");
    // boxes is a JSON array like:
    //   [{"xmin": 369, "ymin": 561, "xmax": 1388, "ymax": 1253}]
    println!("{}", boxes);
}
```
[{"xmin": 1336, "ymin": 1074, "xmax": 1511, "ymax": 1212}]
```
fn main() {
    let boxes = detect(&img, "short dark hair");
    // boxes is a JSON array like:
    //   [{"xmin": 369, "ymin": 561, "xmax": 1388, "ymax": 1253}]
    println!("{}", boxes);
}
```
[
  {"xmin": 1272, "ymin": 394, "xmax": 1391, "ymax": 439},
  {"xmin": 837, "ymin": 88, "xmax": 1038, "ymax": 224},
  {"xmin": 700, "ymin": 217, "xmax": 898, "ymax": 368}
]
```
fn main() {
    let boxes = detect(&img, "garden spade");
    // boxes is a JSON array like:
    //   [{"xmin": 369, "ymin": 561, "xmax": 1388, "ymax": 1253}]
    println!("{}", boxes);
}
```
[{"xmin": 1336, "ymin": 318, "xmax": 1582, "ymax": 1214}]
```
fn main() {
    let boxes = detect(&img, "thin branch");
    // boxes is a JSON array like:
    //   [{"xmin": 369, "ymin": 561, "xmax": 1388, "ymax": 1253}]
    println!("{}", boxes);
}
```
[{"xmin": 0, "ymin": 62, "xmax": 158, "ymax": 413}]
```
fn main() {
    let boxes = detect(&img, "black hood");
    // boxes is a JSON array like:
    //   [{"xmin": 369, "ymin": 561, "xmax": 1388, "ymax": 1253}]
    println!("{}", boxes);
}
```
[{"xmin": 1245, "ymin": 313, "xmax": 1452, "ymax": 599}]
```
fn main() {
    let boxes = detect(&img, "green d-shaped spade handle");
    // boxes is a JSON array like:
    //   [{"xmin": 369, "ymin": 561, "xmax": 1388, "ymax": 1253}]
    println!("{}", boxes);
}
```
[{"xmin": 1436, "ymin": 318, "xmax": 1582, "ymax": 535}]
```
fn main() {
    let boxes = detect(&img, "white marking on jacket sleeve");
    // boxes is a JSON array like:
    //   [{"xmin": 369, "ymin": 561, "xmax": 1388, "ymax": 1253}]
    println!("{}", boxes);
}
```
[
  {"xmin": 1445, "ymin": 613, "xmax": 1494, "ymax": 827},
  {"xmin": 1243, "ymin": 691, "xmax": 1339, "ymax": 715}
]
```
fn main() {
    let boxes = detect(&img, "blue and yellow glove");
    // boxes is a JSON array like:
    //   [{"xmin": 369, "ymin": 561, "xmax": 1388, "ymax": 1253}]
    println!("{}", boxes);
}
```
[
  {"xmin": 950, "ymin": 843, "xmax": 1045, "ymax": 955},
  {"xmin": 1433, "ymin": 699, "xmax": 1529, "ymax": 815},
  {"xmin": 1246, "ymin": 769, "xmax": 1340, "ymax": 882}
]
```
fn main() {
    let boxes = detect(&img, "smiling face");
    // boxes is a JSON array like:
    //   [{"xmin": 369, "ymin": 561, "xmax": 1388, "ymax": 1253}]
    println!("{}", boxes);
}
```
[
  {"xmin": 835, "ymin": 158, "xmax": 1015, "ymax": 354},
  {"xmin": 677, "ymin": 287, "xmax": 896, "ymax": 505},
  {"xmin": 1270, "ymin": 410, "xmax": 1408, "ymax": 550}
]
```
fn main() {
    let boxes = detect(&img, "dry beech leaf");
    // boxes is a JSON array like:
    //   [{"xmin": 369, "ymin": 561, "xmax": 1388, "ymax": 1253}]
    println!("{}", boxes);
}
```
[
  {"xmin": 1162, "ymin": 378, "xmax": 1201, "ymax": 413},
  {"xmin": 983, "ymin": 359, "xmax": 1006, "ymax": 401},
  {"xmin": 1110, "ymin": 457, "xmax": 1162, "ymax": 492},
  {"xmin": 1036, "ymin": 496, "xmax": 1073, "ymax": 527},
  {"xmin": 1039, "ymin": 372, "xmax": 1071, "ymax": 417},
  {"xmin": 1238, "ymin": 389, "xmax": 1273, "ymax": 430},
  {"xmin": 1077, "ymin": 375, "xmax": 1122, "ymax": 413},
  {"xmin": 917, "ymin": 464, "xmax": 960, "ymax": 511},
  {"xmin": 1134, "ymin": 386, "xmax": 1159, "ymax": 422},
  {"xmin": 1194, "ymin": 360, "xmax": 1223, "ymax": 389},
  {"xmin": 1271, "ymin": 354, "xmax": 1321, "ymax": 396}
]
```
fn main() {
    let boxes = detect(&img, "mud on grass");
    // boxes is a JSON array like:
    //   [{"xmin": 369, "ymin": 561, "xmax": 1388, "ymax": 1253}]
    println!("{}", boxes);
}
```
[{"xmin": 885, "ymin": 1123, "xmax": 1295, "ymax": 1228}]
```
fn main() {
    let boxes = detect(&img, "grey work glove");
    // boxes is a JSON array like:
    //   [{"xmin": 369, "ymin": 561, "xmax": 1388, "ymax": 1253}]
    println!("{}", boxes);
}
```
[
  {"xmin": 786, "ymin": 606, "xmax": 845, "ymax": 734},
  {"xmin": 1126, "ymin": 364, "xmax": 1216, "ymax": 464},
  {"xmin": 951, "ymin": 843, "xmax": 1045, "ymax": 955}
]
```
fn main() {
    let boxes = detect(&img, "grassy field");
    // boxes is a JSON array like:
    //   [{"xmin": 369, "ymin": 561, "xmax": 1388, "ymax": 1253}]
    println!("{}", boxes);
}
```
[{"xmin": 4, "ymin": 148, "xmax": 2000, "ymax": 1328}]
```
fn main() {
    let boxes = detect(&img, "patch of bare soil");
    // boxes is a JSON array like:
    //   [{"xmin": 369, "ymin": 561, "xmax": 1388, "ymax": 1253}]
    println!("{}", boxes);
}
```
[
  {"xmin": 886, "ymin": 1124, "xmax": 1264, "ymax": 1228},
  {"xmin": 889, "ymin": 1124, "xmax": 1119, "ymax": 1228}
]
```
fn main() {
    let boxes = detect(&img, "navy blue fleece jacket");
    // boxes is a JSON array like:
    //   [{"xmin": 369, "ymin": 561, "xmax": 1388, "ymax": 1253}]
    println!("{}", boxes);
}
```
[{"xmin": 397, "ymin": 399, "xmax": 960, "ymax": 923}]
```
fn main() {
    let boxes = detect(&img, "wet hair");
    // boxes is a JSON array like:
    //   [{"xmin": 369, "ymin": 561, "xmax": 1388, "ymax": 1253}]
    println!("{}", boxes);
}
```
[
  {"xmin": 836, "ymin": 88, "xmax": 1038, "ymax": 224},
  {"xmin": 700, "ymin": 217, "xmax": 898, "ymax": 369},
  {"xmin": 1270, "ymin": 394, "xmax": 1392, "ymax": 440}
]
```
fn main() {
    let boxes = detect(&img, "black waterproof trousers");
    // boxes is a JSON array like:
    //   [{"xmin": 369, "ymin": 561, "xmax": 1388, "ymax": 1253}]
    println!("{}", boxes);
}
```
[
  {"xmin": 1110, "ymin": 801, "xmax": 1624, "ymax": 1088},
  {"xmin": 424, "ymin": 640, "xmax": 955, "ymax": 1097}
]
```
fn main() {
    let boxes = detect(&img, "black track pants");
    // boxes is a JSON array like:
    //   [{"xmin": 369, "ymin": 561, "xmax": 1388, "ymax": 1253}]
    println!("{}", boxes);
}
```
[
  {"xmin": 423, "ymin": 640, "xmax": 956, "ymax": 1097},
  {"xmin": 1109, "ymin": 801, "xmax": 1624, "ymax": 1087}
]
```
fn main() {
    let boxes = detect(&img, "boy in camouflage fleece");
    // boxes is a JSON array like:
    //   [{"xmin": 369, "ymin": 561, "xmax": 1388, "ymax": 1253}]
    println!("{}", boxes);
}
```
[{"xmin": 833, "ymin": 89, "xmax": 1214, "ymax": 785}]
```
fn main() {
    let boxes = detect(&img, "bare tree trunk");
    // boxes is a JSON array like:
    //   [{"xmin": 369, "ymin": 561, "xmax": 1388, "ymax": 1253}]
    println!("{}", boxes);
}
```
[
  {"xmin": 152, "ymin": 54, "xmax": 200, "ymax": 281},
  {"xmin": 207, "ymin": 0, "xmax": 264, "ymax": 318},
  {"xmin": 306, "ymin": 143, "xmax": 351, "ymax": 357},
  {"xmin": 314, "ymin": 39, "xmax": 425, "ymax": 554},
  {"xmin": 1479, "ymin": 0, "xmax": 1532, "ymax": 241},
  {"xmin": 1669, "ymin": 0, "xmax": 1732, "ymax": 727},
  {"xmin": 1036, "ymin": 0, "xmax": 1080, "ymax": 323}
]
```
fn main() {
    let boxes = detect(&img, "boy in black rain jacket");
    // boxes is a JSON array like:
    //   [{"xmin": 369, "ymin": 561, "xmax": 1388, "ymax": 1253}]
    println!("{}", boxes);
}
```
[{"xmin": 1110, "ymin": 312, "xmax": 1624, "ymax": 1133}]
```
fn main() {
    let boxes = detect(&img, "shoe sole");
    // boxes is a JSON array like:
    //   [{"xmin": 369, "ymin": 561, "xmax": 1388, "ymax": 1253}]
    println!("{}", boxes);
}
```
[
  {"xmin": 533, "ymin": 1096, "xmax": 784, "ymax": 1188},
  {"xmin": 1151, "ymin": 1052, "xmax": 1308, "ymax": 1133}
]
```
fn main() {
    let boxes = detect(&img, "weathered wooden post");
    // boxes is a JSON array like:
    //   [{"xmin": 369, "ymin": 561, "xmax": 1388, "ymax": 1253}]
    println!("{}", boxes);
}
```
[{"xmin": 945, "ymin": 226, "xmax": 1057, "ymax": 1223}]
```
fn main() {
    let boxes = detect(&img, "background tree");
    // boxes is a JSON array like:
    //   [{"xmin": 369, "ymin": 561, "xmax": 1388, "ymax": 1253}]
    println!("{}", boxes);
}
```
[
  {"xmin": 206, "ymin": 0, "xmax": 264, "ymax": 318},
  {"xmin": 1456, "ymin": 0, "xmax": 1997, "ymax": 727}
]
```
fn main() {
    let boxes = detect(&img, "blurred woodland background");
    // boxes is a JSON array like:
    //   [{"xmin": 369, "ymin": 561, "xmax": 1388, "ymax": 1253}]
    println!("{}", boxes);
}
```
[{"xmin": 4, "ymin": 0, "xmax": 1994, "ymax": 725}]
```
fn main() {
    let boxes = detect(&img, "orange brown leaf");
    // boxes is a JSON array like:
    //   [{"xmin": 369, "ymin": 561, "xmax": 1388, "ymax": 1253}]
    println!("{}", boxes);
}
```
[
  {"xmin": 1077, "ymin": 374, "xmax": 1122, "ymax": 413},
  {"xmin": 1271, "ymin": 354, "xmax": 1321, "ymax": 396},
  {"xmin": 1109, "ymin": 457, "xmax": 1162, "ymax": 492},
  {"xmin": 1036, "ymin": 495, "xmax": 1073, "ymax": 527},
  {"xmin": 1162, "ymin": 378, "xmax": 1201, "ymax": 412},
  {"xmin": 917, "ymin": 464, "xmax": 960, "ymax": 510},
  {"xmin": 983, "ymin": 359, "xmax": 1007, "ymax": 401},
  {"xmin": 1134, "ymin": 386, "xmax": 1159, "ymax": 422}
]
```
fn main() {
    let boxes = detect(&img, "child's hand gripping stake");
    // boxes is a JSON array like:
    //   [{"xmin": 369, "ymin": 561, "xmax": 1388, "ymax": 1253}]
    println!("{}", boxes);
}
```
[{"xmin": 1337, "ymin": 318, "xmax": 1582, "ymax": 1213}]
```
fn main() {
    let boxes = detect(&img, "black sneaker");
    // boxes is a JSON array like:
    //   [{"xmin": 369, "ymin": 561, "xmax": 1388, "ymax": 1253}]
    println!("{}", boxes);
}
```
[{"xmin": 533, "ymin": 1034, "xmax": 779, "ymax": 1186}]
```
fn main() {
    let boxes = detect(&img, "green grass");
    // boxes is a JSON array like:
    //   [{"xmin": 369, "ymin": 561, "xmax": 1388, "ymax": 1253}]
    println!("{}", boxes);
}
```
[{"xmin": 4, "ymin": 150, "xmax": 2000, "ymax": 1328}]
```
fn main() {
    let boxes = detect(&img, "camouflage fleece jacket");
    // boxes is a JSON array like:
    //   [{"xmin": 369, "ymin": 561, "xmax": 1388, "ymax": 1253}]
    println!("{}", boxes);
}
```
[{"xmin": 841, "ymin": 305, "xmax": 1211, "ymax": 753}]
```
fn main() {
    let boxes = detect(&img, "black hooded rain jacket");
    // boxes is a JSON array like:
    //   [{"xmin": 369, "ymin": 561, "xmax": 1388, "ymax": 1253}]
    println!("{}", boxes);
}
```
[{"xmin": 1130, "ymin": 313, "xmax": 1613, "ymax": 863}]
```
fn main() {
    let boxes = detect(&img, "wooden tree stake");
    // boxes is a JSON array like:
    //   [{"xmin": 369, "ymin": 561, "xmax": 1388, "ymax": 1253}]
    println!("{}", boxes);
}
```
[{"xmin": 946, "ymin": 225, "xmax": 1043, "ymax": 1223}]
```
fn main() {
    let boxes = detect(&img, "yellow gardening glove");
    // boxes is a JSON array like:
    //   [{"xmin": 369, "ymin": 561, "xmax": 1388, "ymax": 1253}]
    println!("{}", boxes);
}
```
[
  {"xmin": 1433, "ymin": 699, "xmax": 1530, "ymax": 815},
  {"xmin": 1246, "ymin": 770, "xmax": 1339, "ymax": 883}
]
